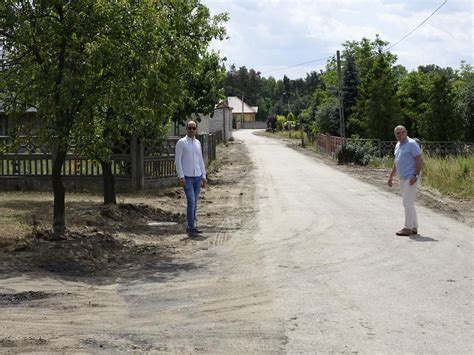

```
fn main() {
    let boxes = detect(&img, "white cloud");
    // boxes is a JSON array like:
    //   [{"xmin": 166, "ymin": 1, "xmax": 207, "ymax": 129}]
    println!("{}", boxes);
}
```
[{"xmin": 204, "ymin": 0, "xmax": 473, "ymax": 79}]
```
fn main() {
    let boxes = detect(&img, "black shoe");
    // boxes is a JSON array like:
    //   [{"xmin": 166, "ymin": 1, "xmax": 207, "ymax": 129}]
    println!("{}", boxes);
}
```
[
  {"xmin": 186, "ymin": 227, "xmax": 203, "ymax": 234},
  {"xmin": 187, "ymin": 231, "xmax": 199, "ymax": 238}
]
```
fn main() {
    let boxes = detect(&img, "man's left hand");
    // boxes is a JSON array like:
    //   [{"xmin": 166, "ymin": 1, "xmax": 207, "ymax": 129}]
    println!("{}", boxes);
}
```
[
  {"xmin": 409, "ymin": 176, "xmax": 417, "ymax": 185},
  {"xmin": 201, "ymin": 178, "xmax": 207, "ymax": 188}
]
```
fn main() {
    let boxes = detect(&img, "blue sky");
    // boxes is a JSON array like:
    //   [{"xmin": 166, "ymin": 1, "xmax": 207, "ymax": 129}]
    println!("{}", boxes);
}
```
[{"xmin": 202, "ymin": 0, "xmax": 473, "ymax": 79}]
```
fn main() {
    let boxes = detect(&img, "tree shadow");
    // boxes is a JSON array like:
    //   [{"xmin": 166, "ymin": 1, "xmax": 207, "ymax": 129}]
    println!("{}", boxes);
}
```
[
  {"xmin": 0, "ymin": 230, "xmax": 199, "ymax": 286},
  {"xmin": 0, "ymin": 200, "xmax": 197, "ymax": 286}
]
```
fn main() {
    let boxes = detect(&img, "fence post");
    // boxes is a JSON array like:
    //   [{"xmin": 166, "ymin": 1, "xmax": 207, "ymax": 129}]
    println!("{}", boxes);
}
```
[
  {"xmin": 210, "ymin": 134, "xmax": 214, "ymax": 161},
  {"xmin": 138, "ymin": 140, "xmax": 144, "ymax": 190},
  {"xmin": 325, "ymin": 134, "xmax": 331, "ymax": 156},
  {"xmin": 130, "ymin": 137, "xmax": 138, "ymax": 190},
  {"xmin": 130, "ymin": 137, "xmax": 144, "ymax": 191}
]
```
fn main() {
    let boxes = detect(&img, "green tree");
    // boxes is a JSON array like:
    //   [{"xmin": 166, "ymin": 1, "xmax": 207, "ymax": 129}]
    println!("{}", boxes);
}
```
[
  {"xmin": 453, "ymin": 62, "xmax": 474, "ymax": 142},
  {"xmin": 456, "ymin": 78, "xmax": 474, "ymax": 141},
  {"xmin": 419, "ymin": 73, "xmax": 461, "ymax": 141},
  {"xmin": 350, "ymin": 54, "xmax": 400, "ymax": 140},
  {"xmin": 418, "ymin": 64, "xmax": 456, "ymax": 80},
  {"xmin": 315, "ymin": 97, "xmax": 340, "ymax": 136},
  {"xmin": 397, "ymin": 71, "xmax": 430, "ymax": 137},
  {"xmin": 342, "ymin": 53, "xmax": 360, "ymax": 122},
  {"xmin": 0, "ymin": 0, "xmax": 227, "ymax": 236},
  {"xmin": 342, "ymin": 35, "xmax": 397, "ymax": 84}
]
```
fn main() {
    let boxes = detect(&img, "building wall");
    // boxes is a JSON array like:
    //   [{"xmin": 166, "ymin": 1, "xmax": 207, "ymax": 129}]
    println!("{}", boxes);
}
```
[
  {"xmin": 210, "ymin": 106, "xmax": 233, "ymax": 140},
  {"xmin": 233, "ymin": 113, "xmax": 256, "ymax": 128},
  {"xmin": 168, "ymin": 107, "xmax": 232, "ymax": 140},
  {"xmin": 232, "ymin": 113, "xmax": 255, "ymax": 122}
]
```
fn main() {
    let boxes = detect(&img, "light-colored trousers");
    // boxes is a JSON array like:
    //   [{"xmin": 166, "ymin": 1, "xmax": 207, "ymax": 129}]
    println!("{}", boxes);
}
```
[{"xmin": 400, "ymin": 178, "xmax": 418, "ymax": 229}]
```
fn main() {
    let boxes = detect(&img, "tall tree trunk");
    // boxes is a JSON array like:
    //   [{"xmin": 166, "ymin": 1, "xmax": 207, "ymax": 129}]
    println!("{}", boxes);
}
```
[
  {"xmin": 52, "ymin": 148, "xmax": 67, "ymax": 238},
  {"xmin": 101, "ymin": 160, "xmax": 116, "ymax": 205}
]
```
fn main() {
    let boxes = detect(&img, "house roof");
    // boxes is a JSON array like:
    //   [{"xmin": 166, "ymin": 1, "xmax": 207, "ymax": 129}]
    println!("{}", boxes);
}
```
[
  {"xmin": 0, "ymin": 101, "xmax": 37, "ymax": 113},
  {"xmin": 215, "ymin": 100, "xmax": 231, "ymax": 109},
  {"xmin": 227, "ymin": 96, "xmax": 258, "ymax": 114}
]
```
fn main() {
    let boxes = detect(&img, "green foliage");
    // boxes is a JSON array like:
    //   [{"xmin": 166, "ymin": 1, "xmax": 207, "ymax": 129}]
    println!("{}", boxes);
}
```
[
  {"xmin": 0, "ymin": 0, "xmax": 228, "ymax": 232},
  {"xmin": 458, "ymin": 157, "xmax": 470, "ymax": 180},
  {"xmin": 368, "ymin": 155, "xmax": 394, "ymax": 168},
  {"xmin": 342, "ymin": 35, "xmax": 397, "ymax": 83},
  {"xmin": 397, "ymin": 71, "xmax": 430, "ymax": 137},
  {"xmin": 275, "ymin": 115, "xmax": 286, "ymax": 130},
  {"xmin": 336, "ymin": 140, "xmax": 378, "ymax": 166},
  {"xmin": 287, "ymin": 112, "xmax": 296, "ymax": 122},
  {"xmin": 422, "ymin": 155, "xmax": 474, "ymax": 197},
  {"xmin": 351, "ymin": 54, "xmax": 400, "ymax": 140},
  {"xmin": 1, "ymin": 0, "xmax": 228, "ymax": 155},
  {"xmin": 223, "ymin": 65, "xmax": 322, "ymax": 121},
  {"xmin": 418, "ymin": 73, "xmax": 461, "ymax": 141},
  {"xmin": 453, "ymin": 63, "xmax": 474, "ymax": 142},
  {"xmin": 342, "ymin": 54, "xmax": 360, "ymax": 120},
  {"xmin": 315, "ymin": 97, "xmax": 340, "ymax": 135}
]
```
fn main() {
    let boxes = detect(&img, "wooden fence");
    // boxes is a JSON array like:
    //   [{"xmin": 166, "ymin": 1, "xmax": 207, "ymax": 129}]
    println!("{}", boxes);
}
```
[
  {"xmin": 315, "ymin": 133, "xmax": 473, "ymax": 159},
  {"xmin": 0, "ymin": 132, "xmax": 220, "ymax": 191}
]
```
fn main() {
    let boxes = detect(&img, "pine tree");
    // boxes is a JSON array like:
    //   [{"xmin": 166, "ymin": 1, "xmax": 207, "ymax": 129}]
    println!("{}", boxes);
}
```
[
  {"xmin": 419, "ymin": 73, "xmax": 460, "ymax": 141},
  {"xmin": 342, "ymin": 54, "xmax": 360, "ymax": 121},
  {"xmin": 353, "ymin": 54, "xmax": 400, "ymax": 140}
]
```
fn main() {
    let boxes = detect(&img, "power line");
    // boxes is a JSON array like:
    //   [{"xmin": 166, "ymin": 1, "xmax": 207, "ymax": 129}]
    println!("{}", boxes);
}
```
[
  {"xmin": 259, "ymin": 0, "xmax": 447, "ymax": 77},
  {"xmin": 260, "ymin": 56, "xmax": 331, "ymax": 75},
  {"xmin": 349, "ymin": 0, "xmax": 448, "ymax": 70},
  {"xmin": 384, "ymin": 0, "xmax": 447, "ymax": 52}
]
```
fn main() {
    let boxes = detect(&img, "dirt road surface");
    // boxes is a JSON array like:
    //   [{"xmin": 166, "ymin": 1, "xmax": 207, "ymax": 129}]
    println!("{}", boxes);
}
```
[{"xmin": 0, "ymin": 130, "xmax": 472, "ymax": 353}]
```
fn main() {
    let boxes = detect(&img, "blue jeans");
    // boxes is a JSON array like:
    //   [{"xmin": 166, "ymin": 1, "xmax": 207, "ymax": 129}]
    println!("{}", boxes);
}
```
[{"xmin": 184, "ymin": 175, "xmax": 202, "ymax": 232}]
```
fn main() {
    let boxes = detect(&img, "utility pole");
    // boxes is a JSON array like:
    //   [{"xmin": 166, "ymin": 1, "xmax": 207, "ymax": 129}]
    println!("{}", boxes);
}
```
[
  {"xmin": 283, "ymin": 92, "xmax": 291, "ymax": 138},
  {"xmin": 222, "ymin": 101, "xmax": 226, "ymax": 143},
  {"xmin": 336, "ymin": 50, "xmax": 346, "ymax": 141},
  {"xmin": 296, "ymin": 88, "xmax": 305, "ymax": 147}
]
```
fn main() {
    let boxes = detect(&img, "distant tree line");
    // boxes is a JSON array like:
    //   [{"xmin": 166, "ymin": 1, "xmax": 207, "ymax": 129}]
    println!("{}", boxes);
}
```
[{"xmin": 223, "ymin": 35, "xmax": 473, "ymax": 142}]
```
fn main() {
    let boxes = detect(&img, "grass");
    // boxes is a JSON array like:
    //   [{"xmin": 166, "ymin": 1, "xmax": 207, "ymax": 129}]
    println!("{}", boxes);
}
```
[
  {"xmin": 260, "ymin": 129, "xmax": 309, "ymax": 142},
  {"xmin": 371, "ymin": 155, "xmax": 474, "ymax": 198},
  {"xmin": 422, "ymin": 155, "xmax": 474, "ymax": 198}
]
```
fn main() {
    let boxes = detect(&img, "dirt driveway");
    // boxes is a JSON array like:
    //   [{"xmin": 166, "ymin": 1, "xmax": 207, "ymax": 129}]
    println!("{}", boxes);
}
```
[
  {"xmin": 0, "ymin": 131, "xmax": 472, "ymax": 352},
  {"xmin": 0, "ymin": 138, "xmax": 280, "ymax": 352}
]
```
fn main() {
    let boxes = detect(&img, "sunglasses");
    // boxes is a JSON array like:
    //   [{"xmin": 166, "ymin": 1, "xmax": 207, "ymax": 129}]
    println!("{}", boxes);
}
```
[{"xmin": 187, "ymin": 126, "xmax": 197, "ymax": 130}]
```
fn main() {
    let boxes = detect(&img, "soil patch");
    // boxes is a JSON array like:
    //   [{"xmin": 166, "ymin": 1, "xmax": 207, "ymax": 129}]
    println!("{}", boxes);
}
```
[
  {"xmin": 0, "ymin": 140, "xmax": 253, "ymax": 284},
  {"xmin": 0, "ymin": 291, "xmax": 52, "ymax": 306}
]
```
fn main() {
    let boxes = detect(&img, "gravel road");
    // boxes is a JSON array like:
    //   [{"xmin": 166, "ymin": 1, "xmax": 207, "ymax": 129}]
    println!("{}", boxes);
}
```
[
  {"xmin": 239, "ymin": 130, "xmax": 473, "ymax": 353},
  {"xmin": 0, "ymin": 130, "xmax": 472, "ymax": 353}
]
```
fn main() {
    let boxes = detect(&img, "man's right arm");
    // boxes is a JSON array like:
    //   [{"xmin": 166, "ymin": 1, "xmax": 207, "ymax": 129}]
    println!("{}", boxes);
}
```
[
  {"xmin": 387, "ymin": 164, "xmax": 396, "ymax": 187},
  {"xmin": 175, "ymin": 140, "xmax": 185, "ymax": 186}
]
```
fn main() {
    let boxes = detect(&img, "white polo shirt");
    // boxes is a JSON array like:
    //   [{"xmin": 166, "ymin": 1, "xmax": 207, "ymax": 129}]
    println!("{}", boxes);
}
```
[{"xmin": 175, "ymin": 135, "xmax": 206, "ymax": 179}]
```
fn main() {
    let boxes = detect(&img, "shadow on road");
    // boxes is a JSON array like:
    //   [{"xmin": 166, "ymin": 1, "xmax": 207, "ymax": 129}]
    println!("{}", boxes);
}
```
[{"xmin": 409, "ymin": 234, "xmax": 438, "ymax": 242}]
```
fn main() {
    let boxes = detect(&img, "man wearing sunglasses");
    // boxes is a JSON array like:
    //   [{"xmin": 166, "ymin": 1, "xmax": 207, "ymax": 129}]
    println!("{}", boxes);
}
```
[{"xmin": 175, "ymin": 120, "xmax": 207, "ymax": 238}]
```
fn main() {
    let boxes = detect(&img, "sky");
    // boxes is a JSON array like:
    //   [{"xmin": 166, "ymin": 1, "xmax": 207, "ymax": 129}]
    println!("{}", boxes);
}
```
[{"xmin": 202, "ymin": 0, "xmax": 473, "ymax": 80}]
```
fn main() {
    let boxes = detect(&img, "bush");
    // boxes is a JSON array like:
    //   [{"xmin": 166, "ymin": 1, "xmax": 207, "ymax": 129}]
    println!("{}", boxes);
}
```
[
  {"xmin": 336, "ymin": 141, "xmax": 378, "ymax": 166},
  {"xmin": 275, "ymin": 115, "xmax": 286, "ymax": 130},
  {"xmin": 369, "ymin": 155, "xmax": 393, "ymax": 168}
]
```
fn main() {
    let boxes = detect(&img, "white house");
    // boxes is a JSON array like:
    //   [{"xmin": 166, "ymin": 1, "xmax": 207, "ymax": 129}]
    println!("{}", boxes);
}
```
[
  {"xmin": 168, "ymin": 101, "xmax": 233, "ymax": 140},
  {"xmin": 227, "ymin": 96, "xmax": 258, "ymax": 129}
]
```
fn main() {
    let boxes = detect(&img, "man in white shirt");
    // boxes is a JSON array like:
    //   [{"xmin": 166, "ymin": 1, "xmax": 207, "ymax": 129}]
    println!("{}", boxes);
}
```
[{"xmin": 175, "ymin": 120, "xmax": 207, "ymax": 238}]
